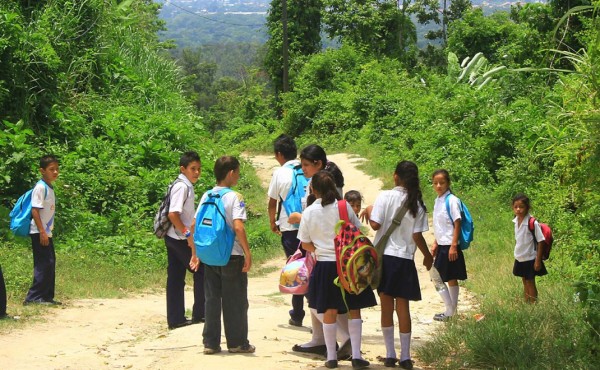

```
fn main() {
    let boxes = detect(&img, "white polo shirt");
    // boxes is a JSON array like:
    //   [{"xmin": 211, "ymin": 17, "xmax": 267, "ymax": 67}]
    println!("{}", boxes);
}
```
[
  {"xmin": 513, "ymin": 214, "xmax": 545, "ymax": 262},
  {"xmin": 371, "ymin": 187, "xmax": 429, "ymax": 260},
  {"xmin": 29, "ymin": 180, "xmax": 55, "ymax": 237},
  {"xmin": 166, "ymin": 174, "xmax": 195, "ymax": 240},
  {"xmin": 267, "ymin": 159, "xmax": 301, "ymax": 231},
  {"xmin": 432, "ymin": 191, "xmax": 462, "ymax": 245},
  {"xmin": 197, "ymin": 186, "xmax": 247, "ymax": 256},
  {"xmin": 297, "ymin": 199, "xmax": 361, "ymax": 261}
]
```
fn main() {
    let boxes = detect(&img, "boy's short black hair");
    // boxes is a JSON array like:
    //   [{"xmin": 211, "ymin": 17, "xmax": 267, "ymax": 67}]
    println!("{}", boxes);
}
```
[
  {"xmin": 180, "ymin": 151, "xmax": 201, "ymax": 168},
  {"xmin": 273, "ymin": 134, "xmax": 297, "ymax": 161},
  {"xmin": 40, "ymin": 155, "xmax": 59, "ymax": 169},
  {"xmin": 214, "ymin": 156, "xmax": 240, "ymax": 183},
  {"xmin": 344, "ymin": 190, "xmax": 363, "ymax": 204}
]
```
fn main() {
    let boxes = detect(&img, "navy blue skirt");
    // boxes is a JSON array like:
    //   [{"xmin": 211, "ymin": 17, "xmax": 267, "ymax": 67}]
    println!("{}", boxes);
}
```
[
  {"xmin": 377, "ymin": 255, "xmax": 422, "ymax": 301},
  {"xmin": 513, "ymin": 259, "xmax": 547, "ymax": 280},
  {"xmin": 307, "ymin": 261, "xmax": 377, "ymax": 313},
  {"xmin": 433, "ymin": 245, "xmax": 468, "ymax": 281}
]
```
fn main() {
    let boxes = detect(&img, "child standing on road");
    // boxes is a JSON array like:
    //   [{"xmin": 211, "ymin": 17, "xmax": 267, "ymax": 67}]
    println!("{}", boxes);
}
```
[
  {"xmin": 512, "ymin": 193, "xmax": 547, "ymax": 303},
  {"xmin": 198, "ymin": 156, "xmax": 255, "ymax": 354},
  {"xmin": 164, "ymin": 151, "xmax": 203, "ymax": 330},
  {"xmin": 344, "ymin": 190, "xmax": 363, "ymax": 217},
  {"xmin": 361, "ymin": 161, "xmax": 433, "ymax": 370},
  {"xmin": 430, "ymin": 169, "xmax": 467, "ymax": 321},
  {"xmin": 24, "ymin": 155, "xmax": 61, "ymax": 306},
  {"xmin": 298, "ymin": 171, "xmax": 376, "ymax": 369}
]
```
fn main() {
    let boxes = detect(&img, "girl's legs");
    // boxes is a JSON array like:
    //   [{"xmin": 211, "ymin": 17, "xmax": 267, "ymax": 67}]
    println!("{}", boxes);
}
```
[
  {"xmin": 448, "ymin": 279, "xmax": 459, "ymax": 315},
  {"xmin": 323, "ymin": 309, "xmax": 339, "ymax": 362},
  {"xmin": 380, "ymin": 293, "xmax": 397, "ymax": 360},
  {"xmin": 395, "ymin": 298, "xmax": 412, "ymax": 364},
  {"xmin": 348, "ymin": 309, "xmax": 365, "ymax": 361},
  {"xmin": 299, "ymin": 308, "xmax": 325, "ymax": 347},
  {"xmin": 522, "ymin": 277, "xmax": 538, "ymax": 303}
]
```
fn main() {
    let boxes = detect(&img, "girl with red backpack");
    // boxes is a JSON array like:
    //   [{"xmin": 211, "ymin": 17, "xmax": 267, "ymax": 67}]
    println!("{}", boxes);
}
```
[
  {"xmin": 298, "ymin": 171, "xmax": 376, "ymax": 369},
  {"xmin": 511, "ymin": 193, "xmax": 548, "ymax": 303}
]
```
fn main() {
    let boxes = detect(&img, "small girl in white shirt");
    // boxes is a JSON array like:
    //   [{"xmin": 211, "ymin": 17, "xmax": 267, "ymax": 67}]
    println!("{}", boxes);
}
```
[
  {"xmin": 361, "ymin": 161, "xmax": 433, "ymax": 370},
  {"xmin": 512, "ymin": 193, "xmax": 547, "ymax": 303},
  {"xmin": 431, "ymin": 169, "xmax": 468, "ymax": 321},
  {"xmin": 298, "ymin": 170, "xmax": 376, "ymax": 369}
]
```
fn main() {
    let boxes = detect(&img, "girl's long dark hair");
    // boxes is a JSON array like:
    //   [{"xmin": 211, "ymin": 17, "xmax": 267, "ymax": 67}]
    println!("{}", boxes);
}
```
[
  {"xmin": 300, "ymin": 144, "xmax": 344, "ymax": 188},
  {"xmin": 396, "ymin": 161, "xmax": 426, "ymax": 217},
  {"xmin": 310, "ymin": 170, "xmax": 341, "ymax": 207}
]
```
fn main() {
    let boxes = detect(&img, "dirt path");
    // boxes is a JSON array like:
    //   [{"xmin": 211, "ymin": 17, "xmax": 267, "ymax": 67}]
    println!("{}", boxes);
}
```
[{"xmin": 0, "ymin": 153, "xmax": 473, "ymax": 369}]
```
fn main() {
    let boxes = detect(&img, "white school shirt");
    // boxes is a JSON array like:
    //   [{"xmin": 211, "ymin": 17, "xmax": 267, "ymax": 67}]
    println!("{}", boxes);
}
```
[
  {"xmin": 432, "ymin": 191, "xmax": 462, "ymax": 245},
  {"xmin": 267, "ymin": 159, "xmax": 301, "ymax": 232},
  {"xmin": 297, "ymin": 199, "xmax": 361, "ymax": 262},
  {"xmin": 29, "ymin": 180, "xmax": 55, "ymax": 237},
  {"xmin": 166, "ymin": 174, "xmax": 195, "ymax": 240},
  {"xmin": 513, "ymin": 214, "xmax": 545, "ymax": 262},
  {"xmin": 196, "ymin": 186, "xmax": 247, "ymax": 256},
  {"xmin": 370, "ymin": 186, "xmax": 429, "ymax": 260}
]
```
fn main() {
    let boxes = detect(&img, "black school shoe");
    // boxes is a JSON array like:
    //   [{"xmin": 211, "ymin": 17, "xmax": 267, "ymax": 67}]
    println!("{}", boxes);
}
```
[
  {"xmin": 383, "ymin": 357, "xmax": 398, "ymax": 367},
  {"xmin": 324, "ymin": 360, "xmax": 338, "ymax": 368},
  {"xmin": 192, "ymin": 316, "xmax": 205, "ymax": 324},
  {"xmin": 23, "ymin": 299, "xmax": 62, "ymax": 306},
  {"xmin": 292, "ymin": 344, "xmax": 327, "ymax": 356},
  {"xmin": 352, "ymin": 358, "xmax": 370, "ymax": 369},
  {"xmin": 398, "ymin": 359, "xmax": 414, "ymax": 370},
  {"xmin": 168, "ymin": 319, "xmax": 193, "ymax": 330}
]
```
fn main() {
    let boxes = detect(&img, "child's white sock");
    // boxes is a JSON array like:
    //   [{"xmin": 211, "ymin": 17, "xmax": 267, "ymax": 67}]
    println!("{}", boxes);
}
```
[
  {"xmin": 336, "ymin": 313, "xmax": 350, "ymax": 344},
  {"xmin": 382, "ymin": 326, "xmax": 396, "ymax": 359},
  {"xmin": 348, "ymin": 318, "xmax": 363, "ymax": 360},
  {"xmin": 439, "ymin": 286, "xmax": 454, "ymax": 316},
  {"xmin": 449, "ymin": 285, "xmax": 460, "ymax": 315},
  {"xmin": 301, "ymin": 309, "xmax": 324, "ymax": 347},
  {"xmin": 399, "ymin": 331, "xmax": 411, "ymax": 362},
  {"xmin": 323, "ymin": 323, "xmax": 338, "ymax": 361}
]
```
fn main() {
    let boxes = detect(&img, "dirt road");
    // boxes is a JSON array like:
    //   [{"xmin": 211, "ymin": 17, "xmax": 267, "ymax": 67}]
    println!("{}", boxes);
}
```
[{"xmin": 0, "ymin": 153, "xmax": 472, "ymax": 369}]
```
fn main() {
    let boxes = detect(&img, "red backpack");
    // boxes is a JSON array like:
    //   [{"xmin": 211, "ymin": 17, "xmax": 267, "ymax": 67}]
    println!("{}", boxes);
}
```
[
  {"xmin": 528, "ymin": 216, "xmax": 554, "ymax": 260},
  {"xmin": 334, "ymin": 200, "xmax": 378, "ymax": 295}
]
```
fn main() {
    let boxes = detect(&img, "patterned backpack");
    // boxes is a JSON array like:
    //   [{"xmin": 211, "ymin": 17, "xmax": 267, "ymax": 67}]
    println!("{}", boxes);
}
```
[{"xmin": 334, "ymin": 200, "xmax": 378, "ymax": 295}]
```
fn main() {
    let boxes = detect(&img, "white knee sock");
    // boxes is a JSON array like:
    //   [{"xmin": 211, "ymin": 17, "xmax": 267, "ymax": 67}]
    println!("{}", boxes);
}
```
[
  {"xmin": 336, "ymin": 313, "xmax": 350, "ymax": 344},
  {"xmin": 348, "ymin": 318, "xmax": 363, "ymax": 360},
  {"xmin": 439, "ymin": 287, "xmax": 454, "ymax": 316},
  {"xmin": 301, "ymin": 308, "xmax": 325, "ymax": 347},
  {"xmin": 323, "ymin": 323, "xmax": 338, "ymax": 361},
  {"xmin": 382, "ymin": 326, "xmax": 396, "ymax": 359},
  {"xmin": 399, "ymin": 331, "xmax": 411, "ymax": 362},
  {"xmin": 449, "ymin": 285, "xmax": 460, "ymax": 315}
]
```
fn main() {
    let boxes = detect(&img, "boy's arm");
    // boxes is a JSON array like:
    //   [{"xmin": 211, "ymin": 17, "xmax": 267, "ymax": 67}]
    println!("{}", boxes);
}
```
[
  {"xmin": 268, "ymin": 197, "xmax": 280, "ymax": 234},
  {"xmin": 413, "ymin": 232, "xmax": 433, "ymax": 270},
  {"xmin": 168, "ymin": 212, "xmax": 198, "ymax": 271},
  {"xmin": 301, "ymin": 241, "xmax": 315, "ymax": 252},
  {"xmin": 31, "ymin": 208, "xmax": 49, "ymax": 246},
  {"xmin": 233, "ymin": 219, "xmax": 252, "ymax": 272}
]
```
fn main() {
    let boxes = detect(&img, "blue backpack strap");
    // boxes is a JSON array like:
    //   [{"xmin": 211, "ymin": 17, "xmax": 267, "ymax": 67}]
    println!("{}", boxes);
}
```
[{"xmin": 445, "ymin": 193, "xmax": 455, "ymax": 222}]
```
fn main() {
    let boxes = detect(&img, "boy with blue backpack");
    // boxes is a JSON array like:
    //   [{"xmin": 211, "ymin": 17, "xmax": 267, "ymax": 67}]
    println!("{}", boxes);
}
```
[
  {"xmin": 267, "ymin": 134, "xmax": 308, "ymax": 326},
  {"xmin": 23, "ymin": 155, "xmax": 61, "ymax": 305},
  {"xmin": 194, "ymin": 156, "xmax": 255, "ymax": 354}
]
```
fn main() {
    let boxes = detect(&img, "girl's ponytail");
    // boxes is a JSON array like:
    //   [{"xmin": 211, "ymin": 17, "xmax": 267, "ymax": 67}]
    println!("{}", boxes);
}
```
[
  {"xmin": 395, "ymin": 161, "xmax": 427, "ymax": 217},
  {"xmin": 311, "ymin": 170, "xmax": 341, "ymax": 206}
]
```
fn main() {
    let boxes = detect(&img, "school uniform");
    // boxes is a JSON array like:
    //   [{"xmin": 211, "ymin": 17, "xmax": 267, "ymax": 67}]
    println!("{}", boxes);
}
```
[
  {"xmin": 371, "ymin": 187, "xmax": 429, "ymax": 300},
  {"xmin": 513, "ymin": 214, "xmax": 548, "ymax": 279},
  {"xmin": 298, "ymin": 199, "xmax": 377, "ymax": 314},
  {"xmin": 25, "ymin": 180, "xmax": 57, "ymax": 304},
  {"xmin": 268, "ymin": 159, "xmax": 305, "ymax": 322},
  {"xmin": 198, "ymin": 186, "xmax": 250, "ymax": 350},
  {"xmin": 164, "ymin": 174, "xmax": 204, "ymax": 327},
  {"xmin": 432, "ymin": 191, "xmax": 468, "ymax": 281}
]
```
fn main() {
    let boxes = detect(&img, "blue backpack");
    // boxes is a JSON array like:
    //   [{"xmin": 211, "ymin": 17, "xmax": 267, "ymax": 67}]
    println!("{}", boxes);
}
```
[
  {"xmin": 281, "ymin": 163, "xmax": 309, "ymax": 217},
  {"xmin": 445, "ymin": 193, "xmax": 474, "ymax": 250},
  {"xmin": 10, "ymin": 180, "xmax": 48, "ymax": 237},
  {"xmin": 194, "ymin": 188, "xmax": 235, "ymax": 266}
]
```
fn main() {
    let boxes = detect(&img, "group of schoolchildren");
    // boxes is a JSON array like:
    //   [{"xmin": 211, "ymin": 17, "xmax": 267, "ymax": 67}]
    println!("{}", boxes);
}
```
[{"xmin": 2, "ymin": 145, "xmax": 548, "ymax": 369}]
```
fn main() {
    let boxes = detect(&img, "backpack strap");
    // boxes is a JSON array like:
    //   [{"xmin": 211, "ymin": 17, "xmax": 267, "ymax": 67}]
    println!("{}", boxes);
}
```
[
  {"xmin": 528, "ymin": 216, "xmax": 538, "ymax": 248},
  {"xmin": 380, "ymin": 201, "xmax": 409, "ymax": 241},
  {"xmin": 445, "ymin": 193, "xmax": 457, "ymax": 222},
  {"xmin": 338, "ymin": 199, "xmax": 350, "ymax": 224}
]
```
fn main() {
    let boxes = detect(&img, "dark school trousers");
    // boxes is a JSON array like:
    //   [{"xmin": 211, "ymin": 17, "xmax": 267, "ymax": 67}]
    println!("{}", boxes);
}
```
[
  {"xmin": 25, "ymin": 234, "xmax": 56, "ymax": 303},
  {"xmin": 282, "ymin": 230, "xmax": 305, "ymax": 322},
  {"xmin": 203, "ymin": 256, "xmax": 249, "ymax": 349},
  {"xmin": 165, "ymin": 235, "xmax": 205, "ymax": 326},
  {"xmin": 0, "ymin": 263, "xmax": 6, "ymax": 315}
]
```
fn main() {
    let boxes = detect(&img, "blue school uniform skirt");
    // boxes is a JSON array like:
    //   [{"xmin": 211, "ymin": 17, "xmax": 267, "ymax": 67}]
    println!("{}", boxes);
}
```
[
  {"xmin": 513, "ymin": 259, "xmax": 547, "ymax": 280},
  {"xmin": 433, "ymin": 245, "xmax": 468, "ymax": 281},
  {"xmin": 308, "ymin": 261, "xmax": 377, "ymax": 313},
  {"xmin": 377, "ymin": 255, "xmax": 422, "ymax": 301}
]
